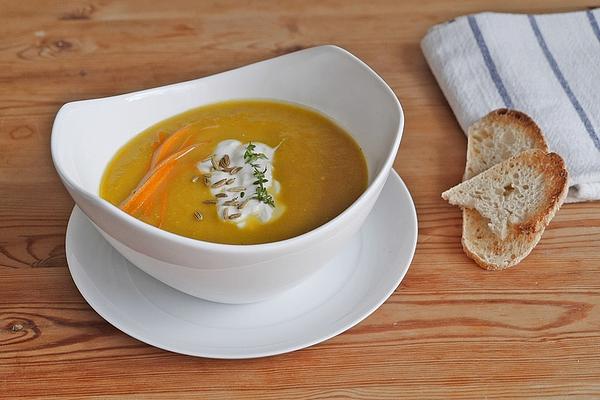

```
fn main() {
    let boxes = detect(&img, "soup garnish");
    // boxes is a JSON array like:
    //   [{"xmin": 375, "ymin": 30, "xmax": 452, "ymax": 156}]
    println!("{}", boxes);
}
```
[{"xmin": 196, "ymin": 139, "xmax": 283, "ymax": 227}]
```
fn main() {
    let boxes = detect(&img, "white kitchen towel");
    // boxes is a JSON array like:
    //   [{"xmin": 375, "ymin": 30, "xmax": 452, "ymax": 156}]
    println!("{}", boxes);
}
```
[{"xmin": 421, "ymin": 9, "xmax": 600, "ymax": 202}]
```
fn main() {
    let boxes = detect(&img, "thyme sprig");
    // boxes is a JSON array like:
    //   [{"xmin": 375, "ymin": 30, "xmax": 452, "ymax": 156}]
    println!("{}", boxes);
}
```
[
  {"xmin": 243, "ymin": 143, "xmax": 268, "ymax": 164},
  {"xmin": 243, "ymin": 142, "xmax": 275, "ymax": 207},
  {"xmin": 252, "ymin": 166, "xmax": 275, "ymax": 207}
]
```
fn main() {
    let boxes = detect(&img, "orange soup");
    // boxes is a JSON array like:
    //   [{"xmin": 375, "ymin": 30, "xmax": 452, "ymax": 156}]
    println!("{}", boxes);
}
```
[{"xmin": 100, "ymin": 100, "xmax": 368, "ymax": 244}]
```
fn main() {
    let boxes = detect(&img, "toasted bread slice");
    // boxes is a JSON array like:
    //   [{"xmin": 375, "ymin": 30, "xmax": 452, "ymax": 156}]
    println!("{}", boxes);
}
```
[
  {"xmin": 462, "ymin": 109, "xmax": 550, "ymax": 270},
  {"xmin": 463, "ymin": 109, "xmax": 549, "ymax": 181},
  {"xmin": 443, "ymin": 149, "xmax": 568, "ymax": 241},
  {"xmin": 461, "ymin": 206, "xmax": 546, "ymax": 270}
]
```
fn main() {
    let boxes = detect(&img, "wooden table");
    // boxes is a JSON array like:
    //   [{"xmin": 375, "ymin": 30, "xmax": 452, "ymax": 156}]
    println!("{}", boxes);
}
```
[{"xmin": 2, "ymin": 1, "xmax": 600, "ymax": 398}]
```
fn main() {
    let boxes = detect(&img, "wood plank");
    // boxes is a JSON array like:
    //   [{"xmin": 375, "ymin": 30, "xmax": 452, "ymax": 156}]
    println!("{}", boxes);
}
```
[{"xmin": 1, "ymin": 0, "xmax": 600, "ymax": 398}]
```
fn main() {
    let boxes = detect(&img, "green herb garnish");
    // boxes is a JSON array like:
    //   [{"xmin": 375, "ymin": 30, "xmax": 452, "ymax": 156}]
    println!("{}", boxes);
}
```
[
  {"xmin": 243, "ymin": 142, "xmax": 268, "ymax": 164},
  {"xmin": 252, "ymin": 166, "xmax": 275, "ymax": 207},
  {"xmin": 243, "ymin": 142, "xmax": 275, "ymax": 207}
]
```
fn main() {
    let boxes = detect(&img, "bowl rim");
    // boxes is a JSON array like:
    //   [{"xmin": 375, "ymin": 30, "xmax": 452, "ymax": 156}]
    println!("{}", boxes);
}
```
[{"xmin": 51, "ymin": 45, "xmax": 404, "ymax": 252}]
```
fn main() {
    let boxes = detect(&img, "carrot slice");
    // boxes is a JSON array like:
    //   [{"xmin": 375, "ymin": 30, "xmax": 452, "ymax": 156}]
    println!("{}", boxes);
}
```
[
  {"xmin": 150, "ymin": 131, "xmax": 169, "ymax": 151},
  {"xmin": 154, "ymin": 143, "xmax": 198, "ymax": 169},
  {"xmin": 121, "ymin": 162, "xmax": 175, "ymax": 215},
  {"xmin": 139, "ymin": 187, "xmax": 168, "ymax": 225},
  {"xmin": 138, "ymin": 186, "xmax": 160, "ymax": 220},
  {"xmin": 151, "ymin": 123, "xmax": 218, "ymax": 168},
  {"xmin": 121, "ymin": 126, "xmax": 214, "ymax": 222},
  {"xmin": 120, "ymin": 143, "xmax": 200, "ymax": 215},
  {"xmin": 151, "ymin": 124, "xmax": 194, "ymax": 168},
  {"xmin": 140, "ymin": 143, "xmax": 198, "ymax": 185},
  {"xmin": 179, "ymin": 134, "xmax": 194, "ymax": 150}
]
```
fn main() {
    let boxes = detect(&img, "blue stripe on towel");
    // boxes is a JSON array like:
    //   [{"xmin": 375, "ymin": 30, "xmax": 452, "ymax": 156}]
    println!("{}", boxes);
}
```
[
  {"xmin": 587, "ymin": 10, "xmax": 600, "ymax": 44},
  {"xmin": 529, "ymin": 15, "xmax": 600, "ymax": 150},
  {"xmin": 467, "ymin": 15, "xmax": 514, "ymax": 108}
]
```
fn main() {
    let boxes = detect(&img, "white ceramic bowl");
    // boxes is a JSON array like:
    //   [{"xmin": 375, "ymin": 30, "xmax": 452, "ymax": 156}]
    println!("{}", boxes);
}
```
[{"xmin": 52, "ymin": 45, "xmax": 404, "ymax": 304}]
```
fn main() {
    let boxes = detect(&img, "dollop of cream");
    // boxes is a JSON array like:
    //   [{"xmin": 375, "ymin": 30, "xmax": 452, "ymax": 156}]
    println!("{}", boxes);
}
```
[{"xmin": 197, "ymin": 140, "xmax": 281, "ymax": 228}]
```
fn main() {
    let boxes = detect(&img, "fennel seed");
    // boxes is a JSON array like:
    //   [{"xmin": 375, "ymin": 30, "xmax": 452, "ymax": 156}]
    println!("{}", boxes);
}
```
[
  {"xmin": 210, "ymin": 155, "xmax": 219, "ymax": 170},
  {"xmin": 211, "ymin": 178, "xmax": 227, "ymax": 188},
  {"xmin": 237, "ymin": 198, "xmax": 252, "ymax": 209},
  {"xmin": 219, "ymin": 154, "xmax": 231, "ymax": 169}
]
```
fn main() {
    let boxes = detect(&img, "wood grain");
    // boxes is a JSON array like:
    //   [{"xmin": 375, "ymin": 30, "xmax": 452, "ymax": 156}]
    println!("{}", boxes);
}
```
[{"xmin": 2, "ymin": 0, "xmax": 600, "ymax": 398}]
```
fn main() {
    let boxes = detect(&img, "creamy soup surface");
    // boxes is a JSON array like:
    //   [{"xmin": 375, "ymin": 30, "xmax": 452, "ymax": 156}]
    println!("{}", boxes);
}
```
[{"xmin": 100, "ymin": 100, "xmax": 368, "ymax": 244}]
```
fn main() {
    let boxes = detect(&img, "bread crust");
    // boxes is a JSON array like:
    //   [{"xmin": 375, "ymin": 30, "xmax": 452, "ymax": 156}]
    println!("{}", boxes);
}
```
[
  {"xmin": 464, "ymin": 109, "xmax": 549, "ymax": 181},
  {"xmin": 470, "ymin": 109, "xmax": 548, "ymax": 154},
  {"xmin": 444, "ymin": 149, "xmax": 568, "ymax": 239},
  {"xmin": 484, "ymin": 109, "xmax": 548, "ymax": 151},
  {"xmin": 514, "ymin": 151, "xmax": 568, "ymax": 236},
  {"xmin": 461, "ymin": 234, "xmax": 537, "ymax": 271},
  {"xmin": 461, "ymin": 209, "xmax": 545, "ymax": 270}
]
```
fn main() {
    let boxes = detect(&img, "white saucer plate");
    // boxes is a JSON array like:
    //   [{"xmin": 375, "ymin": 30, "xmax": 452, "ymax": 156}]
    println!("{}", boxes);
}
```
[{"xmin": 66, "ymin": 170, "xmax": 417, "ymax": 359}]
